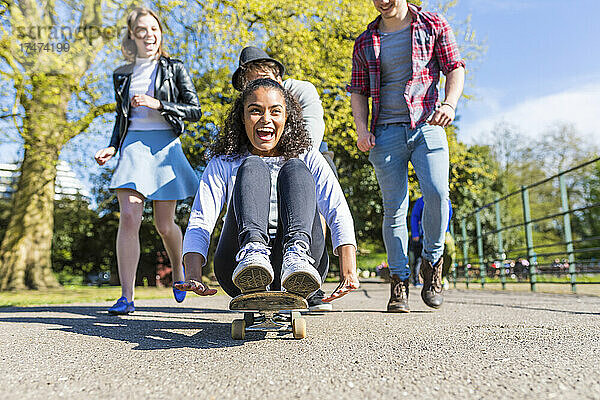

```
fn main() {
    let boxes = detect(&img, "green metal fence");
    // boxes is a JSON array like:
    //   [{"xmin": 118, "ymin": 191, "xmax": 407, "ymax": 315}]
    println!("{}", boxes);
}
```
[{"xmin": 451, "ymin": 157, "xmax": 600, "ymax": 294}]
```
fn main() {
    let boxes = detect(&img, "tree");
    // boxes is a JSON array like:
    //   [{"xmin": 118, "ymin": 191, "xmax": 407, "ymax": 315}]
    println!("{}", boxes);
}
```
[
  {"xmin": 166, "ymin": 0, "xmax": 485, "ymax": 245},
  {"xmin": 472, "ymin": 122, "xmax": 600, "ymax": 266},
  {"xmin": 0, "ymin": 0, "xmax": 130, "ymax": 289},
  {"xmin": 0, "ymin": 0, "xmax": 484, "ymax": 288},
  {"xmin": 573, "ymin": 161, "xmax": 600, "ymax": 260}
]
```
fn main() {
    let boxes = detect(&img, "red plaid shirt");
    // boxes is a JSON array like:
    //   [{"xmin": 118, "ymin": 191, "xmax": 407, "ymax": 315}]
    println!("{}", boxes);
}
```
[{"xmin": 347, "ymin": 3, "xmax": 465, "ymax": 131}]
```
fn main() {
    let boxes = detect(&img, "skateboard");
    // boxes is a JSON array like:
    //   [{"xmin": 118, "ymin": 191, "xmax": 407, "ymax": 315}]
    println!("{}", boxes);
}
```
[{"xmin": 229, "ymin": 291, "xmax": 308, "ymax": 340}]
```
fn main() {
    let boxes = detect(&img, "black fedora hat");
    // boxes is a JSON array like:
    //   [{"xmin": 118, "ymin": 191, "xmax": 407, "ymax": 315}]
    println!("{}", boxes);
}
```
[{"xmin": 232, "ymin": 46, "xmax": 285, "ymax": 91}]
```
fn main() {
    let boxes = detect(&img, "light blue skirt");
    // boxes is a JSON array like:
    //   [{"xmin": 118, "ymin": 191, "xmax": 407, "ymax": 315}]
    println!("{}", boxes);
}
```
[{"xmin": 109, "ymin": 129, "xmax": 199, "ymax": 200}]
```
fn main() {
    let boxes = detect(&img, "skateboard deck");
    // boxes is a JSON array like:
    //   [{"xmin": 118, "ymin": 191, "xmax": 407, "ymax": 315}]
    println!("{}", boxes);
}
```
[
  {"xmin": 229, "ymin": 291, "xmax": 308, "ymax": 340},
  {"xmin": 230, "ymin": 291, "xmax": 307, "ymax": 311}
]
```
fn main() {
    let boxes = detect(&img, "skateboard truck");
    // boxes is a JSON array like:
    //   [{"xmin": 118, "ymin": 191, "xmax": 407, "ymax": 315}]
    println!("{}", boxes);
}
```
[{"xmin": 229, "ymin": 291, "xmax": 308, "ymax": 340}]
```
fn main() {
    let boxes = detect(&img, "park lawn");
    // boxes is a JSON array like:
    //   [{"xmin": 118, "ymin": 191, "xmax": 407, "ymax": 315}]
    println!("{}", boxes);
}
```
[
  {"xmin": 459, "ymin": 274, "xmax": 600, "ymax": 284},
  {"xmin": 356, "ymin": 244, "xmax": 387, "ymax": 272},
  {"xmin": 0, "ymin": 285, "xmax": 226, "ymax": 307}
]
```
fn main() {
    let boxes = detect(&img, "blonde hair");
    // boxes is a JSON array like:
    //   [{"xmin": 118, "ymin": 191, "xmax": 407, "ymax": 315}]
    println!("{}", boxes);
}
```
[{"xmin": 121, "ymin": 7, "xmax": 168, "ymax": 62}]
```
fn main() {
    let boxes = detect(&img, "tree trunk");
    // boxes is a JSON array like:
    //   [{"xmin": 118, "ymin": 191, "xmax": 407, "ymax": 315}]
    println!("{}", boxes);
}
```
[
  {"xmin": 0, "ymin": 144, "xmax": 61, "ymax": 289},
  {"xmin": 0, "ymin": 76, "xmax": 68, "ymax": 290}
]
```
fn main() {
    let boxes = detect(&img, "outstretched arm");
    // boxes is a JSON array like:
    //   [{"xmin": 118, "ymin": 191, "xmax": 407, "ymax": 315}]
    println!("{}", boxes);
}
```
[
  {"xmin": 323, "ymin": 244, "xmax": 360, "ymax": 302},
  {"xmin": 176, "ymin": 252, "xmax": 217, "ymax": 296}
]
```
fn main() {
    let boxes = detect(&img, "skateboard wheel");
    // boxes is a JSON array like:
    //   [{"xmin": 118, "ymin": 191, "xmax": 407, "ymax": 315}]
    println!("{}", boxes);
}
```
[
  {"xmin": 292, "ymin": 317, "xmax": 306, "ymax": 339},
  {"xmin": 244, "ymin": 312, "xmax": 255, "ymax": 326},
  {"xmin": 291, "ymin": 311, "xmax": 301, "ymax": 321},
  {"xmin": 231, "ymin": 319, "xmax": 246, "ymax": 340}
]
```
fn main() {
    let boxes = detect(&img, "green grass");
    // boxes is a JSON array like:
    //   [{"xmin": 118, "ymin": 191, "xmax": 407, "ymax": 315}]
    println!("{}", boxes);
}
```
[
  {"xmin": 0, "ymin": 285, "xmax": 226, "ymax": 307},
  {"xmin": 356, "ymin": 243, "xmax": 387, "ymax": 272},
  {"xmin": 456, "ymin": 274, "xmax": 600, "ymax": 284},
  {"xmin": 535, "ymin": 274, "xmax": 600, "ymax": 283}
]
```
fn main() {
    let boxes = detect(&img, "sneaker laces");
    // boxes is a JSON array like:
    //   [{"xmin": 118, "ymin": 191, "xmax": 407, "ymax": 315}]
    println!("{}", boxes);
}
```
[
  {"xmin": 283, "ymin": 240, "xmax": 315, "ymax": 267},
  {"xmin": 235, "ymin": 242, "xmax": 271, "ymax": 263}
]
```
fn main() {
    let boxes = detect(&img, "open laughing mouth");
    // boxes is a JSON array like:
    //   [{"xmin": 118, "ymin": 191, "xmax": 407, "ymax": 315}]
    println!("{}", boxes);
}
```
[
  {"xmin": 380, "ymin": 3, "xmax": 394, "ymax": 12},
  {"xmin": 256, "ymin": 127, "xmax": 275, "ymax": 142}
]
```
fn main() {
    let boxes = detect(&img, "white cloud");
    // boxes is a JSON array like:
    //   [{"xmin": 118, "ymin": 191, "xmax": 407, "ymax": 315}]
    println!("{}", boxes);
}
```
[{"xmin": 459, "ymin": 83, "xmax": 600, "ymax": 148}]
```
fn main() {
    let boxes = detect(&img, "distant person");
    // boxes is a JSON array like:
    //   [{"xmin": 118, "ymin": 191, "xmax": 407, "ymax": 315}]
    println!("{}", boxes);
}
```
[
  {"xmin": 231, "ymin": 46, "xmax": 339, "ymax": 311},
  {"xmin": 348, "ymin": 0, "xmax": 465, "ymax": 312},
  {"xmin": 408, "ymin": 233, "xmax": 423, "ymax": 287},
  {"xmin": 514, "ymin": 258, "xmax": 530, "ymax": 280},
  {"xmin": 411, "ymin": 196, "xmax": 455, "ymax": 289},
  {"xmin": 94, "ymin": 7, "xmax": 201, "ymax": 314},
  {"xmin": 176, "ymin": 79, "xmax": 360, "ymax": 304}
]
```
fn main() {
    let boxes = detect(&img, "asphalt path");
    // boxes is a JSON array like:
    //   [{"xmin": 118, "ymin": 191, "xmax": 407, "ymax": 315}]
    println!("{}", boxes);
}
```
[{"xmin": 0, "ymin": 281, "xmax": 599, "ymax": 399}]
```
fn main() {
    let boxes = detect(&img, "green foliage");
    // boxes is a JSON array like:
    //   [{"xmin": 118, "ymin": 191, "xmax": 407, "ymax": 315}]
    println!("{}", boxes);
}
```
[
  {"xmin": 0, "ymin": 0, "xmax": 131, "ymax": 289},
  {"xmin": 456, "ymin": 122, "xmax": 600, "ymax": 267},
  {"xmin": 1, "ymin": 0, "xmax": 490, "ymax": 283},
  {"xmin": 573, "ymin": 161, "xmax": 600, "ymax": 259},
  {"xmin": 447, "ymin": 133, "xmax": 506, "ymax": 261},
  {"xmin": 89, "ymin": 169, "xmax": 198, "ymax": 285},
  {"xmin": 167, "ymin": 0, "xmax": 487, "ymax": 247},
  {"xmin": 51, "ymin": 196, "xmax": 111, "ymax": 280}
]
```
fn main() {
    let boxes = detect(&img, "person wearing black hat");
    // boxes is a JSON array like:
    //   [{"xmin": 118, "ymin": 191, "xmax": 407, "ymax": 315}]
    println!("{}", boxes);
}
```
[
  {"xmin": 177, "ymin": 79, "xmax": 360, "ymax": 305},
  {"xmin": 232, "ymin": 46, "xmax": 340, "ymax": 311},
  {"xmin": 232, "ymin": 46, "xmax": 326, "ymax": 151}
]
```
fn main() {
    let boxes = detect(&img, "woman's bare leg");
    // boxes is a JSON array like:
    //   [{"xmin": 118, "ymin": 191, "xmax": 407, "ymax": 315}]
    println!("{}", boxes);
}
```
[
  {"xmin": 153, "ymin": 200, "xmax": 184, "ymax": 282},
  {"xmin": 116, "ymin": 189, "xmax": 145, "ymax": 301}
]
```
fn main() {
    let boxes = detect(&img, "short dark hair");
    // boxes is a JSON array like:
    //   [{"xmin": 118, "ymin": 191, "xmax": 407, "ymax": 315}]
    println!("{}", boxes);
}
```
[
  {"xmin": 236, "ymin": 61, "xmax": 282, "ymax": 90},
  {"xmin": 210, "ymin": 79, "xmax": 311, "ymax": 160}
]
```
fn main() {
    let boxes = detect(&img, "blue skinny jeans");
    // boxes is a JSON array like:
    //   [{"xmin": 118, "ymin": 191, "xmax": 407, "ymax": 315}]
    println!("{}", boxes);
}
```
[{"xmin": 214, "ymin": 156, "xmax": 327, "ymax": 297}]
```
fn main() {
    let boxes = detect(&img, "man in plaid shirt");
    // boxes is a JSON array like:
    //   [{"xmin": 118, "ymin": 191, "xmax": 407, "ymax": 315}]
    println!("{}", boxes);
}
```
[{"xmin": 347, "ymin": 0, "xmax": 465, "ymax": 313}]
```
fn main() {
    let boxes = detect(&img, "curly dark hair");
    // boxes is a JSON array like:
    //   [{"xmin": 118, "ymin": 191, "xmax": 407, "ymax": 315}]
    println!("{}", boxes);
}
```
[{"xmin": 210, "ymin": 78, "xmax": 311, "ymax": 160}]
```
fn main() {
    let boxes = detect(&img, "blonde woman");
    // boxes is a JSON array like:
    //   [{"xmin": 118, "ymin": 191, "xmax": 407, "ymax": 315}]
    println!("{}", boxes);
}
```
[{"xmin": 95, "ymin": 7, "xmax": 201, "ymax": 314}]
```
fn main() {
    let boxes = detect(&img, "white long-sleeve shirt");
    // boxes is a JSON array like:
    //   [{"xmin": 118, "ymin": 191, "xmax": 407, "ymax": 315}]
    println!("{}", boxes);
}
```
[
  {"xmin": 182, "ymin": 149, "xmax": 357, "ymax": 264},
  {"xmin": 283, "ymin": 79, "xmax": 325, "ymax": 149}
]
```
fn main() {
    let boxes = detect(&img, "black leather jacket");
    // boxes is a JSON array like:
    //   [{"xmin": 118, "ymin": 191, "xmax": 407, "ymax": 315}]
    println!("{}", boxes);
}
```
[{"xmin": 108, "ymin": 56, "xmax": 202, "ymax": 150}]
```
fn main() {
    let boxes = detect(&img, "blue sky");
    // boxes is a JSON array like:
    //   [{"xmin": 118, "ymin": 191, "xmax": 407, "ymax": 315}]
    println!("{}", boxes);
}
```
[
  {"xmin": 446, "ymin": 0, "xmax": 600, "ymax": 146},
  {"xmin": 2, "ymin": 0, "xmax": 599, "ymax": 192}
]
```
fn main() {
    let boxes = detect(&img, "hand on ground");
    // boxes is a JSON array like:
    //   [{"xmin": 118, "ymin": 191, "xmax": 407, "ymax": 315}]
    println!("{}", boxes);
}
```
[
  {"xmin": 174, "ymin": 280, "xmax": 217, "ymax": 296},
  {"xmin": 322, "ymin": 275, "xmax": 360, "ymax": 302}
]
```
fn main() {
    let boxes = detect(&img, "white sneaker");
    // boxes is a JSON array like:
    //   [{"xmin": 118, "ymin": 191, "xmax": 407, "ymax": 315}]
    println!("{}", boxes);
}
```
[
  {"xmin": 232, "ymin": 242, "xmax": 274, "ymax": 293},
  {"xmin": 307, "ymin": 289, "xmax": 333, "ymax": 312},
  {"xmin": 281, "ymin": 240, "xmax": 321, "ymax": 298}
]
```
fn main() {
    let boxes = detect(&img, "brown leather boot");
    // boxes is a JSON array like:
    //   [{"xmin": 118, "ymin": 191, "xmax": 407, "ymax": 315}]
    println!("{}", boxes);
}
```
[
  {"xmin": 420, "ymin": 257, "xmax": 443, "ymax": 308},
  {"xmin": 387, "ymin": 274, "xmax": 410, "ymax": 313}
]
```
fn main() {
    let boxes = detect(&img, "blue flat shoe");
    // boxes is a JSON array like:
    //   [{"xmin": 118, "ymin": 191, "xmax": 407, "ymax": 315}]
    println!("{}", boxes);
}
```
[
  {"xmin": 173, "ymin": 282, "xmax": 187, "ymax": 303},
  {"xmin": 108, "ymin": 296, "xmax": 134, "ymax": 315},
  {"xmin": 173, "ymin": 266, "xmax": 187, "ymax": 303}
]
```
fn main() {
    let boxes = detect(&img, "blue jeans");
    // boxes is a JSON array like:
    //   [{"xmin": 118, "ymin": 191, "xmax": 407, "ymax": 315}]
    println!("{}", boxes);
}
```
[{"xmin": 369, "ymin": 123, "xmax": 449, "ymax": 280}]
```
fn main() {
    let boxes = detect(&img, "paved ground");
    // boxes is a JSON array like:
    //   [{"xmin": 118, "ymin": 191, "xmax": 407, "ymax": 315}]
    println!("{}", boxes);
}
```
[{"xmin": 0, "ymin": 281, "xmax": 599, "ymax": 400}]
